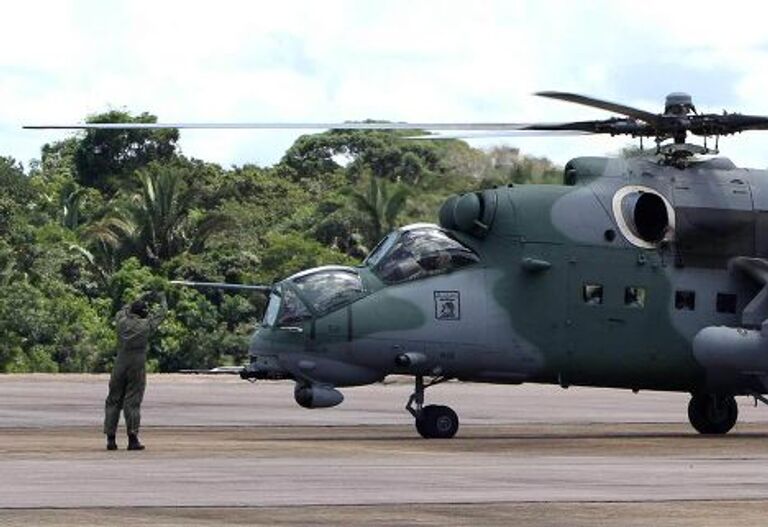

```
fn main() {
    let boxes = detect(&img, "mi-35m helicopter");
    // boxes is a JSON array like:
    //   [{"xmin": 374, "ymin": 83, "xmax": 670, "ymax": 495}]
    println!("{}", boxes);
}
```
[{"xmin": 27, "ymin": 91, "xmax": 768, "ymax": 438}]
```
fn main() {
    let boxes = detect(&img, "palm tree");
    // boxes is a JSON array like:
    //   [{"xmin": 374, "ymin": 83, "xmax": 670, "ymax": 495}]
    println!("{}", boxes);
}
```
[
  {"xmin": 130, "ymin": 165, "xmax": 191, "ymax": 264},
  {"xmin": 70, "ymin": 214, "xmax": 134, "ymax": 282},
  {"xmin": 60, "ymin": 185, "xmax": 88, "ymax": 230},
  {"xmin": 349, "ymin": 176, "xmax": 409, "ymax": 247},
  {"xmin": 81, "ymin": 163, "xmax": 230, "ymax": 268}
]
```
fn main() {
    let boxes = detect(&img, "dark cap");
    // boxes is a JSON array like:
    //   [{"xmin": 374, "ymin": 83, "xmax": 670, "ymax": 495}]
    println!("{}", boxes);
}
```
[{"xmin": 130, "ymin": 300, "xmax": 149, "ymax": 318}]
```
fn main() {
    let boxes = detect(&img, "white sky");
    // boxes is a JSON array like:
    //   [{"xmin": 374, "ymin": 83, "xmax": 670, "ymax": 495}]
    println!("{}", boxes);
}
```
[{"xmin": 3, "ymin": 0, "xmax": 768, "ymax": 170}]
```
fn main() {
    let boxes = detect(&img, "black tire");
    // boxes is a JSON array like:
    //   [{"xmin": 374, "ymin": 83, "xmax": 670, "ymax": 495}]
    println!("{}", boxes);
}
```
[
  {"xmin": 415, "ymin": 414, "xmax": 431, "ymax": 438},
  {"xmin": 688, "ymin": 394, "xmax": 738, "ymax": 435},
  {"xmin": 415, "ymin": 405, "xmax": 459, "ymax": 439}
]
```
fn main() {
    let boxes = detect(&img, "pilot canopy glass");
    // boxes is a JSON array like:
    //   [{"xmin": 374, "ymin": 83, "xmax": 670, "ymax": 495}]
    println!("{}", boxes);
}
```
[{"xmin": 367, "ymin": 227, "xmax": 479, "ymax": 284}]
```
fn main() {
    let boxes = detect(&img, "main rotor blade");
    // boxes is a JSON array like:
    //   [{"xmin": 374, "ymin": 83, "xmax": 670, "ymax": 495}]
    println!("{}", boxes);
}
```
[
  {"xmin": 23, "ymin": 122, "xmax": 532, "ymax": 131},
  {"xmin": 535, "ymin": 91, "xmax": 661, "ymax": 126},
  {"xmin": 27, "ymin": 119, "xmax": 650, "ymax": 137},
  {"xmin": 522, "ymin": 119, "xmax": 655, "ymax": 136},
  {"xmin": 405, "ymin": 130, "xmax": 593, "ymax": 140},
  {"xmin": 738, "ymin": 115, "xmax": 768, "ymax": 129},
  {"xmin": 706, "ymin": 114, "xmax": 768, "ymax": 133},
  {"xmin": 170, "ymin": 280, "xmax": 272, "ymax": 292}
]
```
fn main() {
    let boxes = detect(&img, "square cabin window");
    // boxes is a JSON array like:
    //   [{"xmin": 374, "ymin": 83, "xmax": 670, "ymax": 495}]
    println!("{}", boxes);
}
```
[
  {"xmin": 716, "ymin": 293, "xmax": 737, "ymax": 314},
  {"xmin": 675, "ymin": 290, "xmax": 696, "ymax": 311},
  {"xmin": 625, "ymin": 287, "xmax": 646, "ymax": 308},
  {"xmin": 583, "ymin": 283, "xmax": 603, "ymax": 305}
]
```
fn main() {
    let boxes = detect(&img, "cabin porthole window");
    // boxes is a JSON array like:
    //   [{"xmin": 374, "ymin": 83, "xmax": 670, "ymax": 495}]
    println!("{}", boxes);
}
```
[
  {"xmin": 716, "ymin": 293, "xmax": 737, "ymax": 314},
  {"xmin": 625, "ymin": 287, "xmax": 646, "ymax": 308},
  {"xmin": 583, "ymin": 283, "xmax": 604, "ymax": 305},
  {"xmin": 675, "ymin": 290, "xmax": 696, "ymax": 311}
]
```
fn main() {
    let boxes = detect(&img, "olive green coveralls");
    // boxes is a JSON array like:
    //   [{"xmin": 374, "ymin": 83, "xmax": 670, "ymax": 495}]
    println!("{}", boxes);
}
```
[{"xmin": 103, "ymin": 301, "xmax": 167, "ymax": 437}]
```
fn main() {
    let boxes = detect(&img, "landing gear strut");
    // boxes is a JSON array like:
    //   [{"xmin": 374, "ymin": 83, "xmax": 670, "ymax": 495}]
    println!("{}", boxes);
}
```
[
  {"xmin": 688, "ymin": 393, "xmax": 738, "ymax": 435},
  {"xmin": 406, "ymin": 375, "xmax": 459, "ymax": 439}
]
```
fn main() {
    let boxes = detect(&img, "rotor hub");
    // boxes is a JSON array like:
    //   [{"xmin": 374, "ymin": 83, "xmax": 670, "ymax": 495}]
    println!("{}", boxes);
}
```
[{"xmin": 665, "ymin": 92, "xmax": 695, "ymax": 116}]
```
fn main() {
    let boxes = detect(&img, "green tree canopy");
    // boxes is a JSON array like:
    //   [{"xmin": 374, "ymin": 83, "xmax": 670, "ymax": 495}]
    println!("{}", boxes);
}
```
[
  {"xmin": 279, "ymin": 127, "xmax": 442, "ymax": 185},
  {"xmin": 72, "ymin": 110, "xmax": 179, "ymax": 193}
]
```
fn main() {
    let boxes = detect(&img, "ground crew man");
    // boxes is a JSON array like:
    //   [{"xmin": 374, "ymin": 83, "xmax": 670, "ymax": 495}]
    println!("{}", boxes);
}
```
[{"xmin": 104, "ymin": 291, "xmax": 167, "ymax": 451}]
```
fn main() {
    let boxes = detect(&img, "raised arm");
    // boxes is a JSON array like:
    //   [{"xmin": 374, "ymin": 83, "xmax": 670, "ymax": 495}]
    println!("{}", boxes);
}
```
[
  {"xmin": 148, "ymin": 292, "xmax": 168, "ymax": 332},
  {"xmin": 115, "ymin": 303, "xmax": 132, "ymax": 325}
]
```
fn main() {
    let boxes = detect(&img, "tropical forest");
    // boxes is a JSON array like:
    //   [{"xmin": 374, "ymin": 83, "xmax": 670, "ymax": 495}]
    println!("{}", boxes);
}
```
[{"xmin": 0, "ymin": 111, "xmax": 564, "ymax": 373}]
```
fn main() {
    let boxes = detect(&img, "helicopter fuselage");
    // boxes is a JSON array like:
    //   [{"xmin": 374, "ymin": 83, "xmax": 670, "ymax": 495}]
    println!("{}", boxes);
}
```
[{"xmin": 248, "ymin": 154, "xmax": 768, "ymax": 413}]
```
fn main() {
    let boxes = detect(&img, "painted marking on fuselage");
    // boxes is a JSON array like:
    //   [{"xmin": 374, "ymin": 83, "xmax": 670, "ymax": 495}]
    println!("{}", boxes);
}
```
[{"xmin": 434, "ymin": 291, "xmax": 461, "ymax": 320}]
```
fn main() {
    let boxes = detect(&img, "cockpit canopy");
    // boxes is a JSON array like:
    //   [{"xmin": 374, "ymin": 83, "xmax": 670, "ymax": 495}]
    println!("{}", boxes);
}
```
[
  {"xmin": 262, "ymin": 266, "xmax": 364, "ymax": 328},
  {"xmin": 365, "ymin": 224, "xmax": 480, "ymax": 285},
  {"xmin": 261, "ymin": 226, "xmax": 479, "ymax": 328}
]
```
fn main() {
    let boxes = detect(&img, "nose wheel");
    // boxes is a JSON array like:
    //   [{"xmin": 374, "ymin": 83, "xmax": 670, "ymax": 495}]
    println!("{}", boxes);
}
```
[{"xmin": 407, "ymin": 375, "xmax": 459, "ymax": 439}]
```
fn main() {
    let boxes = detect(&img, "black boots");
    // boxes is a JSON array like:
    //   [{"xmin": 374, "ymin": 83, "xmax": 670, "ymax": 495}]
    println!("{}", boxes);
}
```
[
  {"xmin": 127, "ymin": 433, "xmax": 145, "ymax": 451},
  {"xmin": 106, "ymin": 433, "xmax": 145, "ymax": 450}
]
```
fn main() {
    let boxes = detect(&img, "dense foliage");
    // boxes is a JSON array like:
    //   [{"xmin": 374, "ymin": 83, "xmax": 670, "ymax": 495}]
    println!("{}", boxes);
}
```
[{"xmin": 0, "ymin": 114, "xmax": 562, "ymax": 372}]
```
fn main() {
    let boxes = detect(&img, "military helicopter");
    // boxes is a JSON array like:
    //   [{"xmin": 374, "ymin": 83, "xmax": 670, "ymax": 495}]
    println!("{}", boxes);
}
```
[{"xmin": 26, "ymin": 92, "xmax": 768, "ymax": 439}]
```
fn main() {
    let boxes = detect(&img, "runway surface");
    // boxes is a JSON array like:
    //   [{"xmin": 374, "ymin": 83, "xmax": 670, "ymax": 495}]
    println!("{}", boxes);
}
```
[{"xmin": 1, "ymin": 374, "xmax": 768, "ymax": 525}]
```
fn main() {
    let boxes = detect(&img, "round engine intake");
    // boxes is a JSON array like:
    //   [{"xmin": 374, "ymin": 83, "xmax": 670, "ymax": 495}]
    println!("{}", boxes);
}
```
[{"xmin": 612, "ymin": 186, "xmax": 675, "ymax": 248}]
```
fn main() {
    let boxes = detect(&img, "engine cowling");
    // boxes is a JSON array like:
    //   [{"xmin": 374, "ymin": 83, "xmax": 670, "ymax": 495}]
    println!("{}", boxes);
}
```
[
  {"xmin": 693, "ymin": 324, "xmax": 768, "ymax": 391},
  {"xmin": 438, "ymin": 189, "xmax": 498, "ymax": 237},
  {"xmin": 693, "ymin": 325, "xmax": 768, "ymax": 374},
  {"xmin": 294, "ymin": 385, "xmax": 344, "ymax": 409}
]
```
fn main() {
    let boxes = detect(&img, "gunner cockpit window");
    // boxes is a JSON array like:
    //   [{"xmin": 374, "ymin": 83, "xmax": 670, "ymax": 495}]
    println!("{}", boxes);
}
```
[
  {"xmin": 292, "ymin": 269, "xmax": 364, "ymax": 314},
  {"xmin": 262, "ymin": 291, "xmax": 281, "ymax": 327},
  {"xmin": 370, "ymin": 227, "xmax": 480, "ymax": 285},
  {"xmin": 275, "ymin": 287, "xmax": 311, "ymax": 327}
]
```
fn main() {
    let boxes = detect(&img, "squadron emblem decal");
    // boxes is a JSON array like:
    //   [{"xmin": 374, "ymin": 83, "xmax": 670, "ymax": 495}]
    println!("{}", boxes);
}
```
[{"xmin": 434, "ymin": 291, "xmax": 460, "ymax": 321}]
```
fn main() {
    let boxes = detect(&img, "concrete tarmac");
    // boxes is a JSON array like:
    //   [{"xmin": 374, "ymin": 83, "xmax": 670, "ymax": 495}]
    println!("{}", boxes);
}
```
[{"xmin": 2, "ymin": 374, "xmax": 768, "ymax": 526}]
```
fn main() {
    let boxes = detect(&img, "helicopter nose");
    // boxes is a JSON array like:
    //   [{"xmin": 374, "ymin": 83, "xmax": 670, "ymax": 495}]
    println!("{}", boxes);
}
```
[
  {"xmin": 248, "ymin": 323, "xmax": 307, "ymax": 359},
  {"xmin": 248, "ymin": 326, "xmax": 273, "ymax": 355},
  {"xmin": 242, "ymin": 327, "xmax": 296, "ymax": 381}
]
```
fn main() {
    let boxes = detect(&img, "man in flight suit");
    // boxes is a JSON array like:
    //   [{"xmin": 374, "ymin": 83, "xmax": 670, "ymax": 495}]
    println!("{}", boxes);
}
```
[{"xmin": 104, "ymin": 291, "xmax": 167, "ymax": 451}]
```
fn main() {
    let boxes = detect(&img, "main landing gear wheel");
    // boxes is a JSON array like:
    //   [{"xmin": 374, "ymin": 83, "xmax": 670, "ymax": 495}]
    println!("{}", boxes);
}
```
[
  {"xmin": 416, "ymin": 405, "xmax": 459, "ymax": 439},
  {"xmin": 407, "ymin": 375, "xmax": 459, "ymax": 439},
  {"xmin": 688, "ymin": 394, "xmax": 738, "ymax": 435}
]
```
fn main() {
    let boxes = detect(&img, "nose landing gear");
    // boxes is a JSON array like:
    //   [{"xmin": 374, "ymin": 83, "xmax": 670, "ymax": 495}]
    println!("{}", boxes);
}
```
[{"xmin": 406, "ymin": 375, "xmax": 459, "ymax": 439}]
